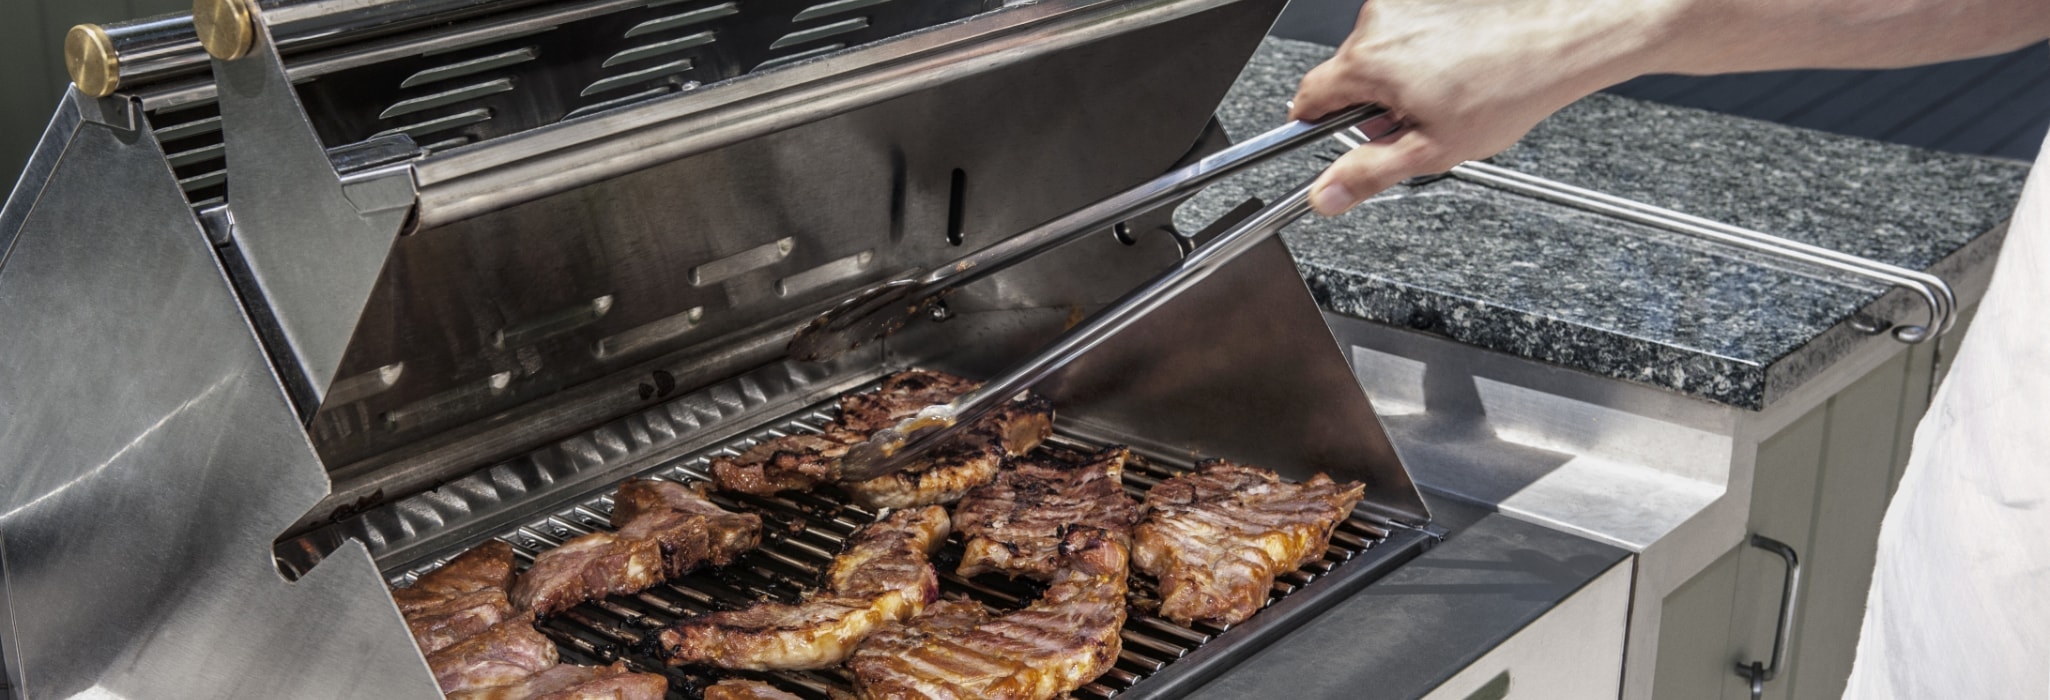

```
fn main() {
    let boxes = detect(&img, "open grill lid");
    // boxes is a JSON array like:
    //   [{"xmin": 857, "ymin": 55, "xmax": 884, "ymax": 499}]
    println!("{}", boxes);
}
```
[{"xmin": 0, "ymin": 0, "xmax": 1427, "ymax": 696}]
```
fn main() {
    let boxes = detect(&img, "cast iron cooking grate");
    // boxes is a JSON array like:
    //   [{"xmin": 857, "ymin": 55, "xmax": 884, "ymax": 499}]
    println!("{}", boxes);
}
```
[{"xmin": 391, "ymin": 381, "xmax": 1426, "ymax": 699}]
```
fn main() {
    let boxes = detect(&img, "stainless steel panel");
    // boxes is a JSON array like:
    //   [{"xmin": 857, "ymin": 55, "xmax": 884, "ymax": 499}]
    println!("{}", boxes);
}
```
[
  {"xmin": 407, "ymin": 0, "xmax": 1254, "ymax": 226},
  {"xmin": 301, "ymin": 0, "xmax": 1281, "ymax": 509},
  {"xmin": 0, "ymin": 89, "xmax": 435, "ymax": 699},
  {"xmin": 211, "ymin": 17, "xmax": 413, "ymax": 410}
]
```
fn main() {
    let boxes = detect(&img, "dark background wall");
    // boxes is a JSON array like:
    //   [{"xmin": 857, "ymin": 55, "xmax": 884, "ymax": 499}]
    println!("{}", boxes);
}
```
[{"xmin": 1, "ymin": 0, "xmax": 192, "ymax": 187}]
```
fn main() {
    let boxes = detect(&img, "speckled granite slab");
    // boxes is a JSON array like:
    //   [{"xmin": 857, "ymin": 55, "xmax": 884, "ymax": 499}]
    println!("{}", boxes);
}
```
[{"xmin": 1179, "ymin": 38, "xmax": 2029, "ymax": 409}]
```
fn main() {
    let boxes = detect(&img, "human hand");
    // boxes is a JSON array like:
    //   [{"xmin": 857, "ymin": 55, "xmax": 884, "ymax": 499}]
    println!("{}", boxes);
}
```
[{"xmin": 1291, "ymin": 0, "xmax": 1675, "ymax": 215}]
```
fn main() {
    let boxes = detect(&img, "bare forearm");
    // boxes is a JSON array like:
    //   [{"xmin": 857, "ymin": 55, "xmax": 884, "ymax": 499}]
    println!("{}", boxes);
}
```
[
  {"xmin": 1290, "ymin": 0, "xmax": 2050, "ymax": 215},
  {"xmin": 1654, "ymin": 0, "xmax": 2050, "ymax": 73}
]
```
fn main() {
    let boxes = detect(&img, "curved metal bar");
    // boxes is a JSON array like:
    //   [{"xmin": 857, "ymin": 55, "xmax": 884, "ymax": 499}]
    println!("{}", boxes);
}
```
[
  {"xmin": 1735, "ymin": 534, "xmax": 1801, "ymax": 699},
  {"xmin": 1450, "ymin": 160, "xmax": 1957, "ymax": 344},
  {"xmin": 1331, "ymin": 125, "xmax": 1956, "ymax": 343}
]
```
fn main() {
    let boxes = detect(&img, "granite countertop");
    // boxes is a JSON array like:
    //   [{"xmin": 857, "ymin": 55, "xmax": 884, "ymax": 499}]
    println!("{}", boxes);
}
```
[{"xmin": 1180, "ymin": 38, "xmax": 2029, "ymax": 408}]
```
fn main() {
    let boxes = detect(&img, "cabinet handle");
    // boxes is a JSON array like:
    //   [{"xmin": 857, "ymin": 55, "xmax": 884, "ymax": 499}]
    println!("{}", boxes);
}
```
[{"xmin": 1735, "ymin": 534, "xmax": 1802, "ymax": 699}]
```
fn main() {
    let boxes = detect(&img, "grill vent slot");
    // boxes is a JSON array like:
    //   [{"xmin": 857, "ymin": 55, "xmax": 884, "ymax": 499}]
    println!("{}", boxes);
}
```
[{"xmin": 401, "ymin": 48, "xmax": 540, "ymax": 88}]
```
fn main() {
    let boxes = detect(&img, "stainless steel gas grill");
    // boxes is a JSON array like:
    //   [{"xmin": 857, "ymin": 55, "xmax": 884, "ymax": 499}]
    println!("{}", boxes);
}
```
[{"xmin": 0, "ymin": 0, "xmax": 1435, "ymax": 697}]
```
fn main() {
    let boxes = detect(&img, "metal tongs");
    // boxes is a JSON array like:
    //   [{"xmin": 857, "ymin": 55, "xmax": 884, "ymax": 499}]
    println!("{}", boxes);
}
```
[{"xmin": 829, "ymin": 105, "xmax": 1405, "ymax": 481}]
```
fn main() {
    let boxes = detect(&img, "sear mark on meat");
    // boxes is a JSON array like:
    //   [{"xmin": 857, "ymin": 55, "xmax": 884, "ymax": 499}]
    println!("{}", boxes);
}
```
[
  {"xmin": 847, "ymin": 527, "xmax": 1129, "ymax": 699},
  {"xmin": 510, "ymin": 531, "xmax": 664, "ymax": 618},
  {"xmin": 446, "ymin": 660, "xmax": 667, "ymax": 700},
  {"xmin": 404, "ymin": 588, "xmax": 516, "ymax": 655},
  {"xmin": 612, "ymin": 478, "xmax": 764, "ymax": 577},
  {"xmin": 392, "ymin": 540, "xmax": 522, "ymax": 655},
  {"xmin": 426, "ymin": 613, "xmax": 560, "ymax": 694},
  {"xmin": 955, "ymin": 445, "xmax": 1140, "ymax": 581},
  {"xmin": 702, "ymin": 679, "xmax": 804, "ymax": 700},
  {"xmin": 709, "ymin": 369, "xmax": 1053, "ymax": 508},
  {"xmin": 709, "ymin": 429, "xmax": 862, "ymax": 496},
  {"xmin": 512, "ymin": 479, "xmax": 761, "ymax": 617},
  {"xmin": 393, "ymin": 540, "xmax": 518, "ymax": 614},
  {"xmin": 841, "ymin": 394, "xmax": 1054, "ymax": 510},
  {"xmin": 1131, "ymin": 460, "xmax": 1365, "ymax": 626},
  {"xmin": 834, "ymin": 369, "xmax": 979, "ymax": 434},
  {"xmin": 658, "ymin": 505, "xmax": 950, "ymax": 671}
]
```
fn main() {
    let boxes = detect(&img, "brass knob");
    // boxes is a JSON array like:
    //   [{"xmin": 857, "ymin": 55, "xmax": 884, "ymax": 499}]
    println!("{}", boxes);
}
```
[
  {"xmin": 194, "ymin": 0, "xmax": 256, "ymax": 61},
  {"xmin": 64, "ymin": 24, "xmax": 120, "ymax": 98}
]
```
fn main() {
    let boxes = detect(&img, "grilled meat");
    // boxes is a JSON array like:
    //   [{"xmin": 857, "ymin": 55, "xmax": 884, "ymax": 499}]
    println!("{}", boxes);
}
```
[
  {"xmin": 702, "ymin": 679, "xmax": 803, "ymax": 700},
  {"xmin": 834, "ymin": 369, "xmax": 980, "ymax": 433},
  {"xmin": 658, "ymin": 505, "xmax": 950, "ymax": 670},
  {"xmin": 404, "ymin": 588, "xmax": 517, "ymax": 655},
  {"xmin": 847, "ymin": 528, "xmax": 1129, "ymax": 699},
  {"xmin": 1131, "ymin": 460, "xmax": 1364, "ymax": 626},
  {"xmin": 513, "ymin": 479, "xmax": 761, "ymax": 616},
  {"xmin": 712, "ymin": 370, "xmax": 1053, "ymax": 507},
  {"xmin": 709, "ymin": 430, "xmax": 861, "ymax": 496},
  {"xmin": 426, "ymin": 614, "xmax": 560, "ymax": 694},
  {"xmin": 612, "ymin": 478, "xmax": 763, "ymax": 576},
  {"xmin": 510, "ymin": 531, "xmax": 664, "ymax": 617},
  {"xmin": 446, "ymin": 661, "xmax": 667, "ymax": 700},
  {"xmin": 955, "ymin": 445, "xmax": 1140, "ymax": 580},
  {"xmin": 393, "ymin": 540, "xmax": 519, "ymax": 614},
  {"xmin": 390, "ymin": 540, "xmax": 522, "ymax": 654},
  {"xmin": 841, "ymin": 395, "xmax": 1054, "ymax": 509}
]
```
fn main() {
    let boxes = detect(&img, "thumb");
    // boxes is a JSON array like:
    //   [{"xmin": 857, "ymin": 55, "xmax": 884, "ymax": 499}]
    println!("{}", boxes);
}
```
[{"xmin": 1309, "ymin": 133, "xmax": 1445, "ymax": 216}]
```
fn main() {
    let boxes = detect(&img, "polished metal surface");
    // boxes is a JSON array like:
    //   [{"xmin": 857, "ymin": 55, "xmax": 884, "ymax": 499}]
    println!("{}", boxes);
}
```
[
  {"xmin": 0, "ymin": 0, "xmax": 1406, "ymax": 693},
  {"xmin": 789, "ymin": 104, "xmax": 1399, "ymax": 363},
  {"xmin": 356, "ymin": 375, "xmax": 1421, "ymax": 699},
  {"xmin": 1736, "ymin": 534, "xmax": 1801, "ymax": 700},
  {"xmin": 296, "ymin": 0, "xmax": 1282, "ymax": 498},
  {"xmin": 1185, "ymin": 513, "xmax": 1630, "ymax": 700},
  {"xmin": 63, "ymin": 25, "xmax": 121, "ymax": 98},
  {"xmin": 410, "ymin": 0, "xmax": 1259, "ymax": 227},
  {"xmin": 210, "ymin": 17, "xmax": 413, "ymax": 411},
  {"xmin": 873, "ymin": 226, "xmax": 1433, "ymax": 525},
  {"xmin": 0, "ymin": 87, "xmax": 435, "ymax": 699},
  {"xmin": 842, "ymin": 180, "xmax": 1323, "ymax": 481}
]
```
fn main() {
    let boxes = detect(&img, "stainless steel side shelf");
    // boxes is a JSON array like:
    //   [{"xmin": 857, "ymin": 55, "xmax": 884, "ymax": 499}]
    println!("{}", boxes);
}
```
[{"xmin": 1334, "ymin": 129, "xmax": 1959, "ymax": 344}]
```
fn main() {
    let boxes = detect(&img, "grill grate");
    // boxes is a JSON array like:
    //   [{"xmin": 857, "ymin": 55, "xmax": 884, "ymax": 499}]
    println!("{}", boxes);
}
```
[{"xmin": 392, "ymin": 385, "xmax": 1405, "ymax": 699}]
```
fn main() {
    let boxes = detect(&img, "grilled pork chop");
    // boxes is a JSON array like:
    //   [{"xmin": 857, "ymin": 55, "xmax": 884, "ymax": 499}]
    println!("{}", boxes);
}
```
[
  {"xmin": 393, "ymin": 540, "xmax": 519, "ymax": 614},
  {"xmin": 841, "ymin": 394, "xmax": 1054, "ymax": 509},
  {"xmin": 834, "ymin": 369, "xmax": 980, "ymax": 433},
  {"xmin": 702, "ymin": 679, "xmax": 803, "ymax": 700},
  {"xmin": 404, "ymin": 588, "xmax": 517, "ymax": 655},
  {"xmin": 709, "ymin": 370, "xmax": 1052, "ymax": 507},
  {"xmin": 658, "ymin": 505, "xmax": 950, "ymax": 670},
  {"xmin": 955, "ymin": 445, "xmax": 1141, "ymax": 581},
  {"xmin": 391, "ymin": 540, "xmax": 522, "ymax": 654},
  {"xmin": 426, "ymin": 614, "xmax": 560, "ymax": 694},
  {"xmin": 510, "ymin": 531, "xmax": 665, "ymax": 617},
  {"xmin": 708, "ymin": 430, "xmax": 861, "ymax": 496},
  {"xmin": 512, "ymin": 479, "xmax": 761, "ymax": 616},
  {"xmin": 847, "ymin": 527, "xmax": 1129, "ymax": 699},
  {"xmin": 612, "ymin": 478, "xmax": 764, "ymax": 576},
  {"xmin": 1131, "ymin": 460, "xmax": 1364, "ymax": 626},
  {"xmin": 446, "ymin": 661, "xmax": 667, "ymax": 700}
]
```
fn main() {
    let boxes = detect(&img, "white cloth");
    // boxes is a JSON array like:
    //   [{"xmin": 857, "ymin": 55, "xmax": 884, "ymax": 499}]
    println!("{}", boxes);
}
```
[{"xmin": 1843, "ymin": 133, "xmax": 2050, "ymax": 698}]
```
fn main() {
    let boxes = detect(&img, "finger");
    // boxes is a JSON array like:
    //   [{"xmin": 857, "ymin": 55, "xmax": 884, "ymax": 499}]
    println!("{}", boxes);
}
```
[
  {"xmin": 1309, "ymin": 132, "xmax": 1445, "ymax": 216},
  {"xmin": 1289, "ymin": 59, "xmax": 1362, "ymax": 122}
]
